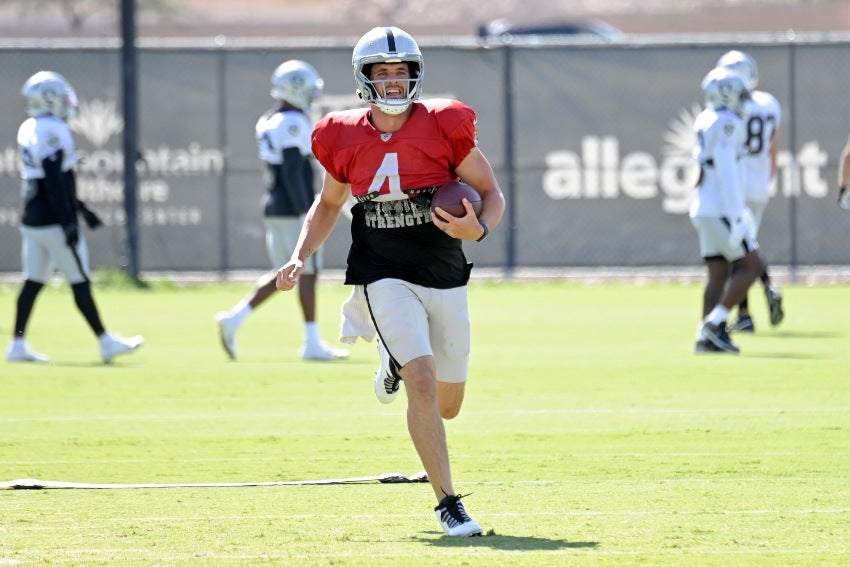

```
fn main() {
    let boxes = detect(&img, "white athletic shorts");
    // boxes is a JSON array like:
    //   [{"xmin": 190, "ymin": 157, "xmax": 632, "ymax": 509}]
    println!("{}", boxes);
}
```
[
  {"xmin": 20, "ymin": 224, "xmax": 90, "ymax": 284},
  {"xmin": 746, "ymin": 200, "xmax": 767, "ymax": 235},
  {"xmin": 264, "ymin": 215, "xmax": 321, "ymax": 275},
  {"xmin": 364, "ymin": 278, "xmax": 470, "ymax": 384},
  {"xmin": 690, "ymin": 215, "xmax": 759, "ymax": 262}
]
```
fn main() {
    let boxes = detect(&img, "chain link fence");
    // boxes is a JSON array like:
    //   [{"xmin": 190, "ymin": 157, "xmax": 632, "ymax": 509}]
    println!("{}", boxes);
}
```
[{"xmin": 1, "ymin": 36, "xmax": 849, "ymax": 278}]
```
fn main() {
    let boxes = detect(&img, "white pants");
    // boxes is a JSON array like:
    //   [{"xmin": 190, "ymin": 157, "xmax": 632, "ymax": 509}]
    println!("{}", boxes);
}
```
[
  {"xmin": 690, "ymin": 215, "xmax": 759, "ymax": 262},
  {"xmin": 20, "ymin": 224, "xmax": 90, "ymax": 284},
  {"xmin": 365, "ymin": 278, "xmax": 470, "ymax": 384},
  {"xmin": 264, "ymin": 215, "xmax": 321, "ymax": 275},
  {"xmin": 746, "ymin": 200, "xmax": 768, "ymax": 235}
]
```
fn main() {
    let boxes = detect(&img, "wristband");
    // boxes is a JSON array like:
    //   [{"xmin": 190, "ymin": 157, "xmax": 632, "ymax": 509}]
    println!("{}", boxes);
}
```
[{"xmin": 475, "ymin": 221, "xmax": 489, "ymax": 242}]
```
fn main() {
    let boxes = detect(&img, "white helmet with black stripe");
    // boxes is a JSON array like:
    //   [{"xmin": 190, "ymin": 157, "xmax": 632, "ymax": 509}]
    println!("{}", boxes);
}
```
[
  {"xmin": 716, "ymin": 50, "xmax": 758, "ymax": 91},
  {"xmin": 352, "ymin": 26, "xmax": 423, "ymax": 115},
  {"xmin": 21, "ymin": 70, "xmax": 79, "ymax": 119},
  {"xmin": 270, "ymin": 60, "xmax": 324, "ymax": 112},
  {"xmin": 701, "ymin": 66, "xmax": 751, "ymax": 116}
]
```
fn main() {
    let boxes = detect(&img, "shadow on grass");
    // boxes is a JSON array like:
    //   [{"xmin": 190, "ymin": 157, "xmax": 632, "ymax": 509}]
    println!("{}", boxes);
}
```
[
  {"xmin": 415, "ymin": 531, "xmax": 598, "ymax": 551},
  {"xmin": 745, "ymin": 351, "xmax": 827, "ymax": 360},
  {"xmin": 39, "ymin": 361, "xmax": 140, "ymax": 368},
  {"xmin": 767, "ymin": 330, "xmax": 842, "ymax": 339}
]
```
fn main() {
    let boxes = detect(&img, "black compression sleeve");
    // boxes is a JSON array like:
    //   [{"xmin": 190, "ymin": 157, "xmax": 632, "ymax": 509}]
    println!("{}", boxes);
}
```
[
  {"xmin": 71, "ymin": 282, "xmax": 105, "ymax": 336},
  {"xmin": 41, "ymin": 150, "xmax": 77, "ymax": 226},
  {"xmin": 280, "ymin": 147, "xmax": 312, "ymax": 213}
]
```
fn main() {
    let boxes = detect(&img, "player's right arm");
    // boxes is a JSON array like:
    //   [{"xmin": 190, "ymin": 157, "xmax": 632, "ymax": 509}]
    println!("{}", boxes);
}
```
[{"xmin": 276, "ymin": 172, "xmax": 349, "ymax": 291}]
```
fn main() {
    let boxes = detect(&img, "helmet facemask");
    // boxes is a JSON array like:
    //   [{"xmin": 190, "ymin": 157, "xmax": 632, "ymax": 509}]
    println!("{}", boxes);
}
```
[
  {"xmin": 21, "ymin": 71, "xmax": 78, "ymax": 120},
  {"xmin": 357, "ymin": 61, "xmax": 422, "ymax": 115},
  {"xmin": 352, "ymin": 27, "xmax": 424, "ymax": 115},
  {"xmin": 701, "ymin": 67, "xmax": 751, "ymax": 117},
  {"xmin": 270, "ymin": 60, "xmax": 324, "ymax": 112}
]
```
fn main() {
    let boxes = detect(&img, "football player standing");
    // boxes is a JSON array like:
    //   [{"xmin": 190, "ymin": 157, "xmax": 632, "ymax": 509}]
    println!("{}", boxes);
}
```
[
  {"xmin": 215, "ymin": 60, "xmax": 347, "ymax": 362},
  {"xmin": 7, "ymin": 71, "xmax": 143, "ymax": 364},
  {"xmin": 691, "ymin": 67, "xmax": 763, "ymax": 354},
  {"xmin": 275, "ymin": 27, "xmax": 505, "ymax": 536},
  {"xmin": 717, "ymin": 50, "xmax": 785, "ymax": 332}
]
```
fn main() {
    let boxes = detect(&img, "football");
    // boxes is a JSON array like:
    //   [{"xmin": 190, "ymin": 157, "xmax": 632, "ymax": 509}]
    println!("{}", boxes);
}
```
[{"xmin": 430, "ymin": 181, "xmax": 482, "ymax": 221}]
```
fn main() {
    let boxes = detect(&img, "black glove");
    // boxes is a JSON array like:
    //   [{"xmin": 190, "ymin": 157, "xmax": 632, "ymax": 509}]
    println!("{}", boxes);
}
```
[
  {"xmin": 80, "ymin": 207, "xmax": 103, "ymax": 229},
  {"xmin": 62, "ymin": 223, "xmax": 79, "ymax": 248}
]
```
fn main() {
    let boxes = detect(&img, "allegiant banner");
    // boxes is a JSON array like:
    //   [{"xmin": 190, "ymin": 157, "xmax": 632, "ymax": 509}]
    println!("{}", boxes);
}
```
[{"xmin": 0, "ymin": 40, "xmax": 848, "ymax": 272}]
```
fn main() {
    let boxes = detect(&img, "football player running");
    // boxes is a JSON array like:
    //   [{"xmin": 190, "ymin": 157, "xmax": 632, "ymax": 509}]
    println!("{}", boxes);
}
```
[
  {"xmin": 276, "ymin": 26, "xmax": 505, "ymax": 536},
  {"xmin": 7, "ymin": 71, "xmax": 143, "ymax": 364},
  {"xmin": 691, "ymin": 67, "xmax": 763, "ymax": 354},
  {"xmin": 215, "ymin": 60, "xmax": 347, "ymax": 362},
  {"xmin": 717, "ymin": 50, "xmax": 784, "ymax": 332}
]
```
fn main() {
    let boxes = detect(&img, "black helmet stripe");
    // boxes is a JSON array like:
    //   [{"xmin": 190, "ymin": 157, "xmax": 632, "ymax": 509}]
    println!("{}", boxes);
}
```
[{"xmin": 384, "ymin": 27, "xmax": 397, "ymax": 52}]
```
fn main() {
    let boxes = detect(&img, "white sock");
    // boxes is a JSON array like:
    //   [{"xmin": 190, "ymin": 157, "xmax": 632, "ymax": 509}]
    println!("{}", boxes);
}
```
[
  {"xmin": 706, "ymin": 305, "xmax": 730, "ymax": 326},
  {"xmin": 305, "ymin": 322, "xmax": 321, "ymax": 346},
  {"xmin": 230, "ymin": 301, "xmax": 252, "ymax": 326}
]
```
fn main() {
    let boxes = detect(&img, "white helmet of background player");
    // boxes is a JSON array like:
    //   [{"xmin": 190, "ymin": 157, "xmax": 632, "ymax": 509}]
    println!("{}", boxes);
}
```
[
  {"xmin": 701, "ymin": 66, "xmax": 751, "ymax": 116},
  {"xmin": 21, "ymin": 70, "xmax": 79, "ymax": 119},
  {"xmin": 352, "ymin": 26, "xmax": 423, "ymax": 115},
  {"xmin": 716, "ymin": 50, "xmax": 758, "ymax": 91},
  {"xmin": 270, "ymin": 60, "xmax": 324, "ymax": 112}
]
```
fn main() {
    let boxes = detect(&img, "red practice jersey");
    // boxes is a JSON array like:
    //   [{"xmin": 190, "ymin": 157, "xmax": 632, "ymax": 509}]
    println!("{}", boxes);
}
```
[
  {"xmin": 312, "ymin": 98, "xmax": 477, "ymax": 198},
  {"xmin": 312, "ymin": 99, "xmax": 479, "ymax": 288}
]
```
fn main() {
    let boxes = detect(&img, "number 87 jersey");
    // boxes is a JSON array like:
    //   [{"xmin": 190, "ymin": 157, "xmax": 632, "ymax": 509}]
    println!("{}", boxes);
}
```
[{"xmin": 740, "ymin": 90, "xmax": 781, "ymax": 204}]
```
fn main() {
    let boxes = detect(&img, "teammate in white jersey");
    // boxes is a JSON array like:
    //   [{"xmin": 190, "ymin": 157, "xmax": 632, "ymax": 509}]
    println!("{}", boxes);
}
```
[
  {"xmin": 717, "ymin": 50, "xmax": 784, "ymax": 332},
  {"xmin": 215, "ymin": 60, "xmax": 347, "ymax": 361},
  {"xmin": 7, "ymin": 71, "xmax": 143, "ymax": 364},
  {"xmin": 690, "ymin": 67, "xmax": 763, "ymax": 354}
]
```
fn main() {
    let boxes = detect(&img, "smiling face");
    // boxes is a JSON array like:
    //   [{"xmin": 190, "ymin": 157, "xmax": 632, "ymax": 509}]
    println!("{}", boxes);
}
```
[
  {"xmin": 369, "ymin": 62, "xmax": 411, "ymax": 100},
  {"xmin": 351, "ymin": 27, "xmax": 424, "ymax": 117}
]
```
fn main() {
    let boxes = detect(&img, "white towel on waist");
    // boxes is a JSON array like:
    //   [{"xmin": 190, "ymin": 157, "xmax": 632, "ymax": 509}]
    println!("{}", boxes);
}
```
[{"xmin": 339, "ymin": 285, "xmax": 376, "ymax": 344}]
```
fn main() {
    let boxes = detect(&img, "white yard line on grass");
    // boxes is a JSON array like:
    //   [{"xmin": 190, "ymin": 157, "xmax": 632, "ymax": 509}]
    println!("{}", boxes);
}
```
[
  {"xmin": 0, "ymin": 406, "xmax": 848, "ymax": 423},
  {"xmin": 4, "ymin": 508, "xmax": 850, "ymax": 528}
]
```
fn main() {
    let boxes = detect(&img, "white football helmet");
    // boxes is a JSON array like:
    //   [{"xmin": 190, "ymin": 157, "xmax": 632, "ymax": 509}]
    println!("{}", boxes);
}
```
[
  {"xmin": 716, "ymin": 50, "xmax": 758, "ymax": 91},
  {"xmin": 270, "ymin": 60, "xmax": 324, "ymax": 112},
  {"xmin": 352, "ymin": 26, "xmax": 423, "ymax": 115},
  {"xmin": 21, "ymin": 70, "xmax": 78, "ymax": 119},
  {"xmin": 701, "ymin": 66, "xmax": 750, "ymax": 116}
]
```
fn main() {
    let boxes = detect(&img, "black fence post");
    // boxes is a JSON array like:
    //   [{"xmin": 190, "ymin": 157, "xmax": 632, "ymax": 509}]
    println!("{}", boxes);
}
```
[
  {"xmin": 120, "ymin": 0, "xmax": 140, "ymax": 280},
  {"xmin": 787, "ymin": 33, "xmax": 799, "ymax": 283},
  {"xmin": 503, "ymin": 44, "xmax": 517, "ymax": 276}
]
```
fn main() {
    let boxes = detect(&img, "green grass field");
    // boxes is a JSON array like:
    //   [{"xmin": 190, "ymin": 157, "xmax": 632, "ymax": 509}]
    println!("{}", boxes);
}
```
[{"xmin": 1, "ymin": 277, "xmax": 848, "ymax": 566}]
